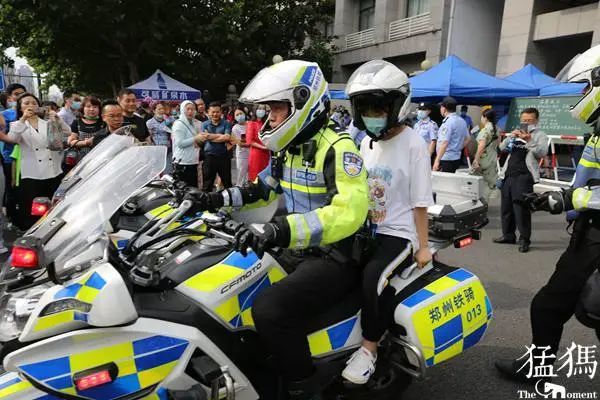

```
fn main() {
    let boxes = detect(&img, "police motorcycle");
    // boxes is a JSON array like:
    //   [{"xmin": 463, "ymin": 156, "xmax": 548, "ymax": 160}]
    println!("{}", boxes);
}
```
[{"xmin": 0, "ymin": 140, "xmax": 493, "ymax": 400}]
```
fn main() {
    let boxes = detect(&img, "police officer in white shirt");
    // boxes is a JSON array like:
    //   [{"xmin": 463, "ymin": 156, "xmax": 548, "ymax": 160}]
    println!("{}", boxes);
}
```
[{"xmin": 413, "ymin": 102, "xmax": 438, "ymax": 155}]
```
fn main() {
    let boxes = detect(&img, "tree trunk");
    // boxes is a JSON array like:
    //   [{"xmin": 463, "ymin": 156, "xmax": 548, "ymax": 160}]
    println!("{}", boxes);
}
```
[
  {"xmin": 127, "ymin": 60, "xmax": 139, "ymax": 85},
  {"xmin": 119, "ymin": 69, "xmax": 126, "ymax": 90}
]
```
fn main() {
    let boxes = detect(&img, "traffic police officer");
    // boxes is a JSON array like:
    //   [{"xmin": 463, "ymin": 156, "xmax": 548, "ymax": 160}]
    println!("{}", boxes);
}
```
[
  {"xmin": 414, "ymin": 102, "xmax": 439, "ymax": 156},
  {"xmin": 199, "ymin": 60, "xmax": 369, "ymax": 399},
  {"xmin": 495, "ymin": 44, "xmax": 600, "ymax": 382},
  {"xmin": 433, "ymin": 96, "xmax": 470, "ymax": 173}
]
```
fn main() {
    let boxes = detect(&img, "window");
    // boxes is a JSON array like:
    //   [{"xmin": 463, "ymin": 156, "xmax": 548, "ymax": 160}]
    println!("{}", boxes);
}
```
[
  {"xmin": 407, "ymin": 0, "xmax": 429, "ymax": 17},
  {"xmin": 359, "ymin": 0, "xmax": 375, "ymax": 31}
]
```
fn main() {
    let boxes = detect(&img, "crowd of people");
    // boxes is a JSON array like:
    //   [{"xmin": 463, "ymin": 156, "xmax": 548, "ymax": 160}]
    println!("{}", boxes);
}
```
[
  {"xmin": 407, "ymin": 98, "xmax": 548, "ymax": 253},
  {"xmin": 0, "ymin": 84, "xmax": 273, "ymax": 242},
  {"xmin": 0, "ymin": 78, "xmax": 551, "ymax": 258},
  {"xmin": 0, "ymin": 45, "xmax": 594, "ymax": 398}
]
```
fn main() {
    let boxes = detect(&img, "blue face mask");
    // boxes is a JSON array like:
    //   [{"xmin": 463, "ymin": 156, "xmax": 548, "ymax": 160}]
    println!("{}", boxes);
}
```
[
  {"xmin": 71, "ymin": 101, "xmax": 82, "ymax": 110},
  {"xmin": 256, "ymin": 109, "xmax": 266, "ymax": 119},
  {"xmin": 417, "ymin": 110, "xmax": 428, "ymax": 120},
  {"xmin": 235, "ymin": 114, "xmax": 246, "ymax": 123},
  {"xmin": 7, "ymin": 101, "xmax": 17, "ymax": 109},
  {"xmin": 362, "ymin": 116, "xmax": 387, "ymax": 138}
]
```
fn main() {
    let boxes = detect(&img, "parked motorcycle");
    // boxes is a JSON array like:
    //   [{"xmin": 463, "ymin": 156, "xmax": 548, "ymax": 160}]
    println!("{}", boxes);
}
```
[{"xmin": 0, "ymin": 145, "xmax": 493, "ymax": 400}]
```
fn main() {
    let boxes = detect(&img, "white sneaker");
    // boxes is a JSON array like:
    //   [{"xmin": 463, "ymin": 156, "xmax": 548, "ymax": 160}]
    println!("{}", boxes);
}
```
[
  {"xmin": 0, "ymin": 245, "xmax": 8, "ymax": 255},
  {"xmin": 341, "ymin": 346, "xmax": 377, "ymax": 385}
]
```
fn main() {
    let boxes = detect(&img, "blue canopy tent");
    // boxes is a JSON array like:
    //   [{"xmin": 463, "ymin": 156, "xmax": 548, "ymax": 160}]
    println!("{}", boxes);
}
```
[
  {"xmin": 504, "ymin": 64, "xmax": 586, "ymax": 97},
  {"xmin": 539, "ymin": 82, "xmax": 586, "ymax": 96},
  {"xmin": 504, "ymin": 64, "xmax": 557, "ymax": 90},
  {"xmin": 128, "ymin": 69, "xmax": 201, "ymax": 101},
  {"xmin": 330, "ymin": 89, "xmax": 348, "ymax": 100},
  {"xmin": 410, "ymin": 55, "xmax": 538, "ymax": 104}
]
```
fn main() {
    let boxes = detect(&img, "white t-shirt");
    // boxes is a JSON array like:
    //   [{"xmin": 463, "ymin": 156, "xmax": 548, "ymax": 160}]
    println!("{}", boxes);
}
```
[
  {"xmin": 232, "ymin": 123, "xmax": 249, "ymax": 160},
  {"xmin": 360, "ymin": 126, "xmax": 434, "ymax": 249}
]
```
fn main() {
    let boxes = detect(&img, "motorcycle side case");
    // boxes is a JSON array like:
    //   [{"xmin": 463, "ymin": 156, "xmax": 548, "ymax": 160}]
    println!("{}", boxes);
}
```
[
  {"xmin": 392, "ymin": 261, "xmax": 493, "ymax": 370},
  {"xmin": 428, "ymin": 172, "xmax": 488, "ymax": 239},
  {"xmin": 427, "ymin": 201, "xmax": 488, "ymax": 239}
]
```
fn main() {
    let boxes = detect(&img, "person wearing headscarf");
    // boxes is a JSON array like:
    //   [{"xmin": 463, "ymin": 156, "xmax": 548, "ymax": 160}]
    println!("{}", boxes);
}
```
[{"xmin": 172, "ymin": 100, "xmax": 204, "ymax": 187}]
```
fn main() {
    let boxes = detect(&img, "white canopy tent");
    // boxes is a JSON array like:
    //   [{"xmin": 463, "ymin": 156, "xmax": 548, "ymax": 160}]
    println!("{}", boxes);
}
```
[{"xmin": 128, "ymin": 69, "xmax": 201, "ymax": 101}]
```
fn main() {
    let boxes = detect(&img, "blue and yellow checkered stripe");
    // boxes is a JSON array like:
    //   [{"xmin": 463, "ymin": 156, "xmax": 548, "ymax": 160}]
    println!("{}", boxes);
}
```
[
  {"xmin": 401, "ymin": 268, "xmax": 493, "ymax": 367},
  {"xmin": 307, "ymin": 316, "xmax": 358, "ymax": 357},
  {"xmin": 214, "ymin": 266, "xmax": 286, "ymax": 328},
  {"xmin": 54, "ymin": 271, "xmax": 107, "ymax": 302},
  {"xmin": 17, "ymin": 335, "xmax": 188, "ymax": 400},
  {"xmin": 183, "ymin": 250, "xmax": 288, "ymax": 328},
  {"xmin": 183, "ymin": 251, "xmax": 260, "ymax": 293},
  {"xmin": 32, "ymin": 272, "xmax": 107, "ymax": 333},
  {"xmin": 0, "ymin": 372, "xmax": 33, "ymax": 398}
]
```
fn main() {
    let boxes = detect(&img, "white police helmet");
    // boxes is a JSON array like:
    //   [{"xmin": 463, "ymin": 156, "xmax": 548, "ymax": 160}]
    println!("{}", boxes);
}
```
[
  {"xmin": 239, "ymin": 60, "xmax": 330, "ymax": 152},
  {"xmin": 564, "ymin": 44, "xmax": 600, "ymax": 124}
]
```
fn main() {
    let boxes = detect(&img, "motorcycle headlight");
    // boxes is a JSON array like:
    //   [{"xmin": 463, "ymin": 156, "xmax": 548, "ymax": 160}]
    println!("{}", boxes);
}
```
[{"xmin": 0, "ymin": 285, "xmax": 50, "ymax": 342}]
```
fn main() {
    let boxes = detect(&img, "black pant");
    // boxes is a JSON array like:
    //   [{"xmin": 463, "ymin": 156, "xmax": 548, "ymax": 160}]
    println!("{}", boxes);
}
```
[
  {"xmin": 501, "ymin": 173, "xmax": 534, "ymax": 243},
  {"xmin": 174, "ymin": 164, "xmax": 198, "ymax": 188},
  {"xmin": 361, "ymin": 235, "xmax": 413, "ymax": 341},
  {"xmin": 252, "ymin": 256, "xmax": 359, "ymax": 381},
  {"xmin": 3, "ymin": 162, "xmax": 17, "ymax": 223},
  {"xmin": 439, "ymin": 159, "xmax": 461, "ymax": 173},
  {"xmin": 202, "ymin": 155, "xmax": 232, "ymax": 192},
  {"xmin": 531, "ymin": 218, "xmax": 600, "ymax": 355},
  {"xmin": 19, "ymin": 176, "xmax": 62, "ymax": 230}
]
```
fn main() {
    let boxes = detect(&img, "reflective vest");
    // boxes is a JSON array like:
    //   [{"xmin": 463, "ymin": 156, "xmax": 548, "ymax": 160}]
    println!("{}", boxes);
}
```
[
  {"xmin": 571, "ymin": 136, "xmax": 600, "ymax": 211},
  {"xmin": 265, "ymin": 126, "xmax": 369, "ymax": 249}
]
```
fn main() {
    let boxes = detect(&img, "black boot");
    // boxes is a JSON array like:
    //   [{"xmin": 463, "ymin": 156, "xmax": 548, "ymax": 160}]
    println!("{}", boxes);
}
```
[{"xmin": 287, "ymin": 375, "xmax": 323, "ymax": 400}]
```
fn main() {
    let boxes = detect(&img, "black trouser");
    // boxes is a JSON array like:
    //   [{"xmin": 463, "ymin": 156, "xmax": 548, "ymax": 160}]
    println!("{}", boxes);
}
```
[
  {"xmin": 174, "ymin": 164, "xmax": 198, "ymax": 188},
  {"xmin": 252, "ymin": 255, "xmax": 360, "ymax": 381},
  {"xmin": 202, "ymin": 154, "xmax": 232, "ymax": 192},
  {"xmin": 501, "ymin": 173, "xmax": 534, "ymax": 243},
  {"xmin": 439, "ymin": 159, "xmax": 461, "ymax": 173},
  {"xmin": 361, "ymin": 235, "xmax": 413, "ymax": 341},
  {"xmin": 19, "ymin": 176, "xmax": 62, "ymax": 230},
  {"xmin": 2, "ymin": 162, "xmax": 17, "ymax": 223},
  {"xmin": 531, "ymin": 218, "xmax": 600, "ymax": 355}
]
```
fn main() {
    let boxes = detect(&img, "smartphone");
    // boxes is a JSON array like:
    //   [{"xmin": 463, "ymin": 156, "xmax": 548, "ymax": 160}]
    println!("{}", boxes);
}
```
[
  {"xmin": 36, "ymin": 106, "xmax": 49, "ymax": 119},
  {"xmin": 519, "ymin": 122, "xmax": 529, "ymax": 133},
  {"xmin": 241, "ymin": 133, "xmax": 246, "ymax": 141}
]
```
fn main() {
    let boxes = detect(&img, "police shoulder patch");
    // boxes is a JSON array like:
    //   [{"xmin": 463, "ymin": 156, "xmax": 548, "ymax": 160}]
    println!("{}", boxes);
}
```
[{"xmin": 343, "ymin": 152, "xmax": 363, "ymax": 177}]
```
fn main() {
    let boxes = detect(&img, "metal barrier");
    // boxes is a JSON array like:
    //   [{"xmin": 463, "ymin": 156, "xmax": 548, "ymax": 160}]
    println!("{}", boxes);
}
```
[
  {"xmin": 389, "ymin": 12, "xmax": 432, "ymax": 41},
  {"xmin": 345, "ymin": 28, "xmax": 375, "ymax": 50}
]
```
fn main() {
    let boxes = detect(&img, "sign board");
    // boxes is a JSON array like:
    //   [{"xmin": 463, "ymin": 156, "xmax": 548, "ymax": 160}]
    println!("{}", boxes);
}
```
[{"xmin": 505, "ymin": 96, "xmax": 590, "ymax": 137}]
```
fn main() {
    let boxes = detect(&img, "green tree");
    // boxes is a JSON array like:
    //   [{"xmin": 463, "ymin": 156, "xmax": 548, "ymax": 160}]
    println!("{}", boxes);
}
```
[{"xmin": 0, "ymin": 0, "xmax": 334, "ymax": 99}]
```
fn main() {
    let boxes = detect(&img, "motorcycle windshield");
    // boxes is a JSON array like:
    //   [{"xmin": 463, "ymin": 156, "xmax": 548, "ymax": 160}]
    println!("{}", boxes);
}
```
[
  {"xmin": 29, "ymin": 145, "xmax": 166, "ymax": 277},
  {"xmin": 53, "ymin": 134, "xmax": 135, "ymax": 201}
]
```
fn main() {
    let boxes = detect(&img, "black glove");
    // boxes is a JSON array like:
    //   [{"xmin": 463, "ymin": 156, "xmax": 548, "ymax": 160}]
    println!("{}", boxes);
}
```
[
  {"xmin": 234, "ymin": 223, "xmax": 282, "ymax": 258},
  {"xmin": 183, "ymin": 188, "xmax": 213, "ymax": 212},
  {"xmin": 517, "ymin": 191, "xmax": 564, "ymax": 214}
]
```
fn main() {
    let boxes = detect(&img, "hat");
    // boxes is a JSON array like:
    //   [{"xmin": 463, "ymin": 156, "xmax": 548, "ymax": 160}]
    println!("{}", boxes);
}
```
[
  {"xmin": 440, "ymin": 96, "xmax": 457, "ymax": 108},
  {"xmin": 418, "ymin": 102, "xmax": 434, "ymax": 110}
]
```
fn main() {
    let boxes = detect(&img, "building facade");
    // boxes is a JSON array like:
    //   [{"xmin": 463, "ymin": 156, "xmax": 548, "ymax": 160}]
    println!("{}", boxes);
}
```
[{"xmin": 332, "ymin": 0, "xmax": 600, "ymax": 83}]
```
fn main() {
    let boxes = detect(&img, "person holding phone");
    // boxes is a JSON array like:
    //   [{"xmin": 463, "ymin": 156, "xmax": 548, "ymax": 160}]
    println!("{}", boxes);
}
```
[
  {"xmin": 494, "ymin": 108, "xmax": 548, "ymax": 253},
  {"xmin": 0, "ymin": 93, "xmax": 71, "ymax": 230}
]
